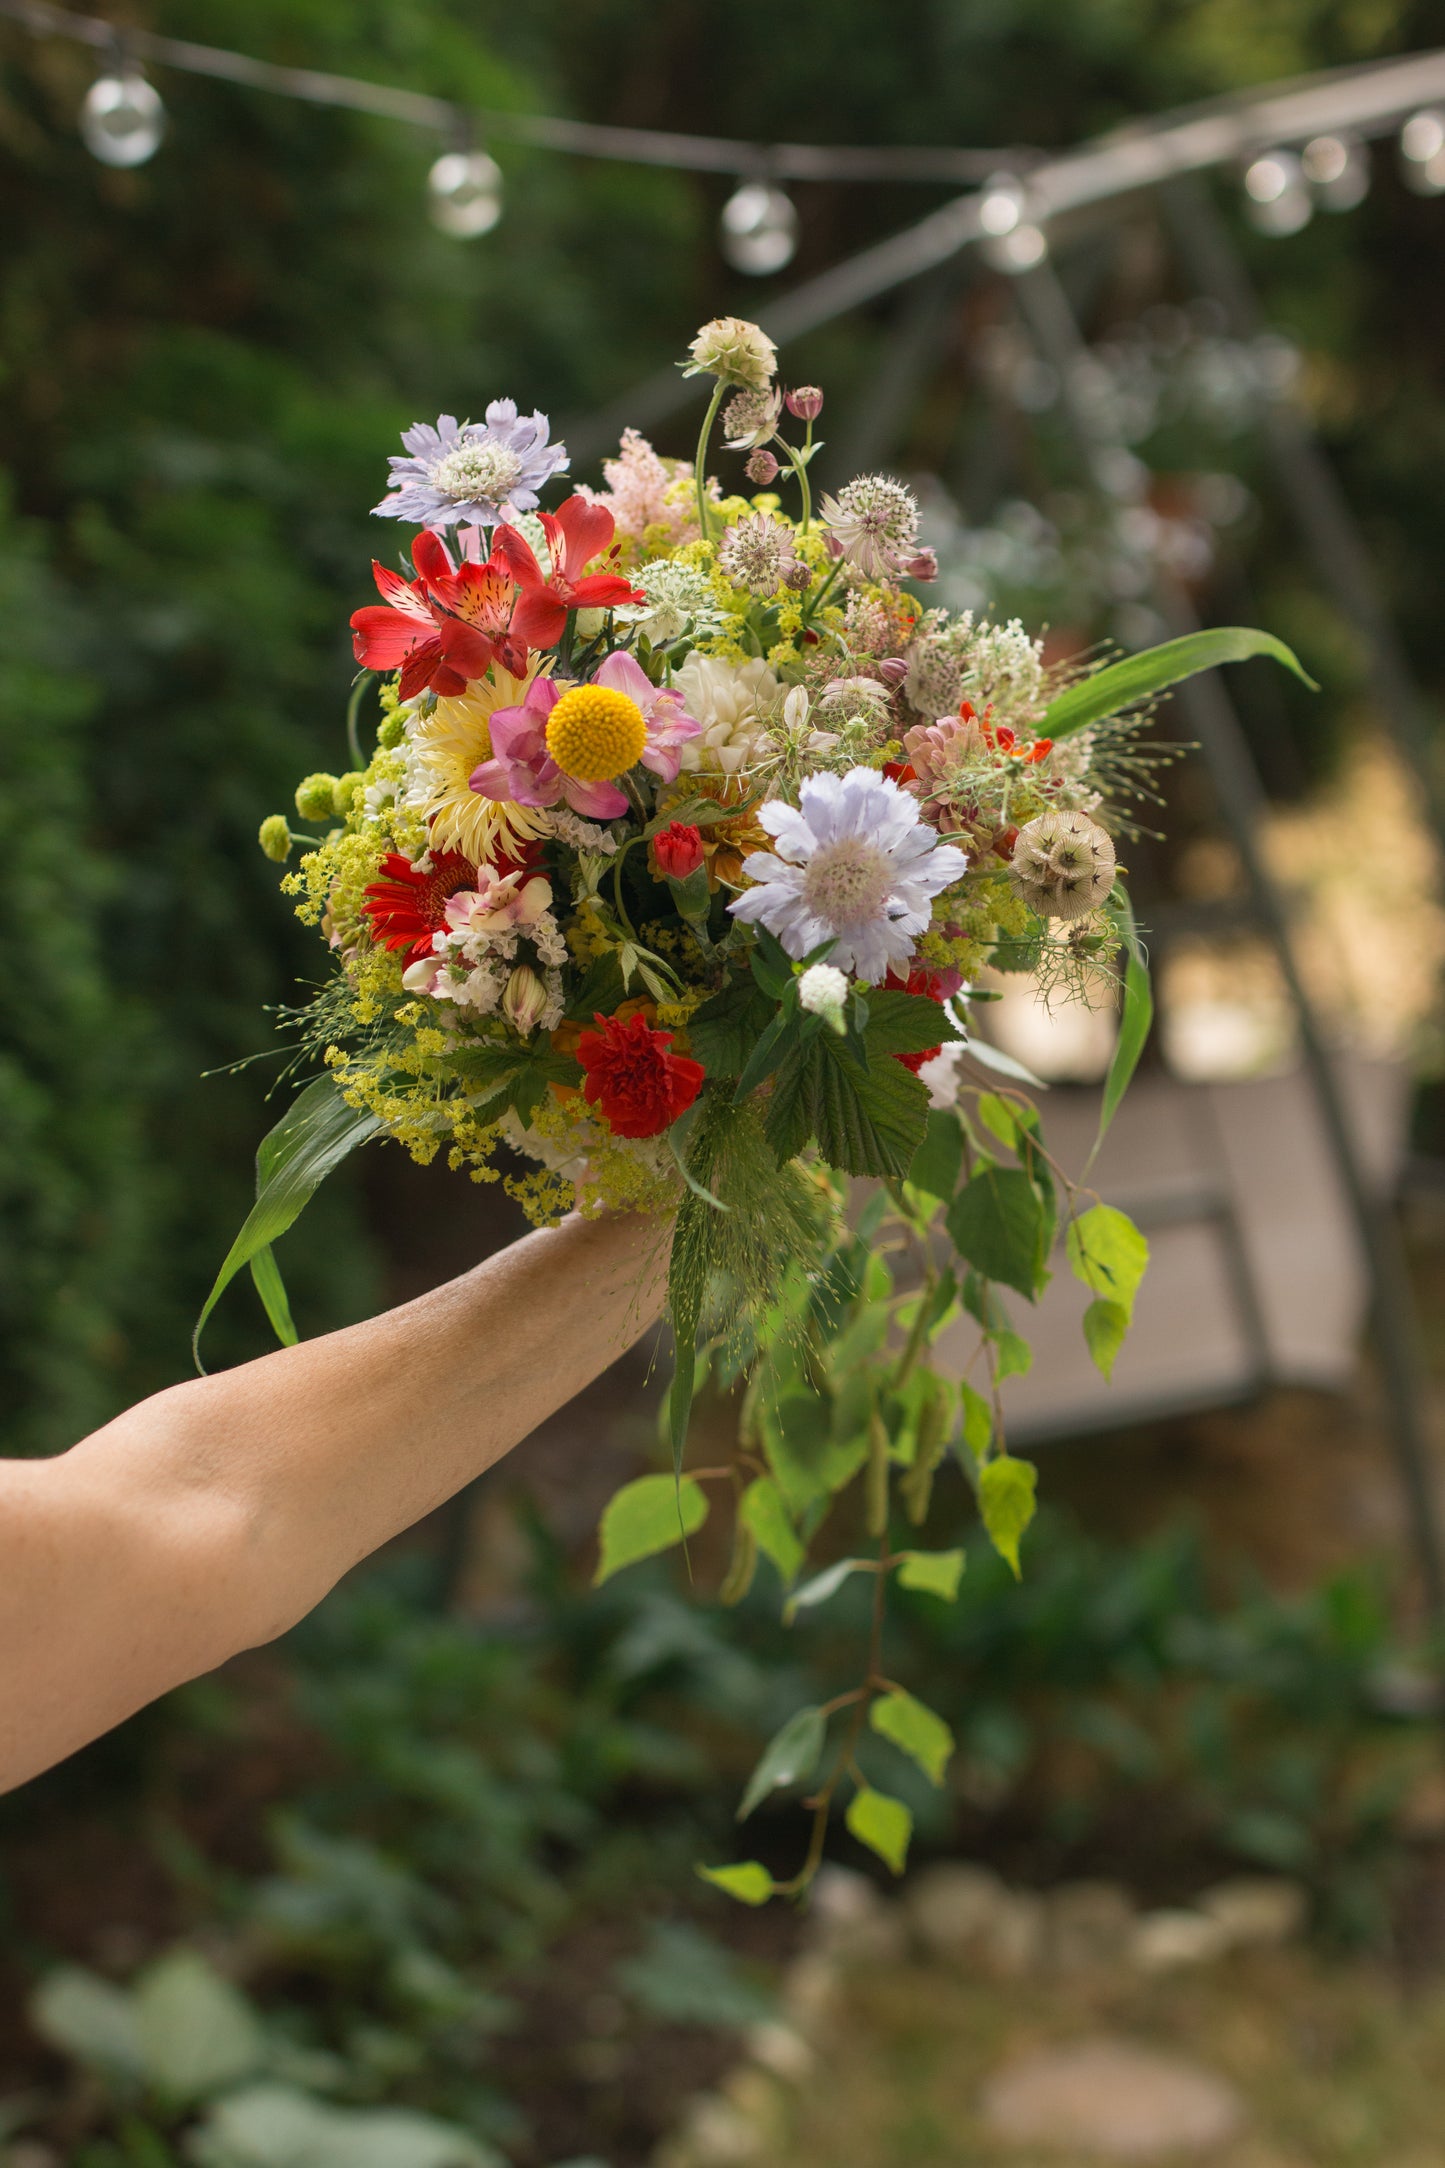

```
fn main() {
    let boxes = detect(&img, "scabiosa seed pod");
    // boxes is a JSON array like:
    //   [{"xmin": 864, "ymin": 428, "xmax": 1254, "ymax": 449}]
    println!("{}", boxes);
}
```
[
  {"xmin": 745, "ymin": 447, "xmax": 781, "ymax": 485},
  {"xmin": 295, "ymin": 772, "xmax": 340, "ymax": 820},
  {"xmin": 1008, "ymin": 809, "xmax": 1117, "ymax": 921},
  {"xmin": 786, "ymin": 385, "xmax": 824, "ymax": 421},
  {"xmin": 682, "ymin": 316, "xmax": 778, "ymax": 390},
  {"xmin": 258, "ymin": 814, "xmax": 293, "ymax": 863}
]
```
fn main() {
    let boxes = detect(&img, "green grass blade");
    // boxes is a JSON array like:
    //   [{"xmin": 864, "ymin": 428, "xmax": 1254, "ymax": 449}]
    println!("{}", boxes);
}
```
[{"xmin": 1044, "ymin": 627, "xmax": 1315, "ymax": 739}]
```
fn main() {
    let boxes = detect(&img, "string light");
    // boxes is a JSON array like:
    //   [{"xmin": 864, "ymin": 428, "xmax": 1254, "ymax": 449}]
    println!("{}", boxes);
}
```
[
  {"xmin": 984, "ymin": 222, "xmax": 1049, "ymax": 273},
  {"xmin": 1300, "ymin": 132, "xmax": 1370, "ymax": 209},
  {"xmin": 718, "ymin": 180, "xmax": 798, "ymax": 275},
  {"xmin": 978, "ymin": 171, "xmax": 1028, "ymax": 237},
  {"xmin": 427, "ymin": 147, "xmax": 503, "ymax": 238},
  {"xmin": 79, "ymin": 66, "xmax": 164, "ymax": 167},
  {"xmin": 1400, "ymin": 108, "xmax": 1445, "ymax": 194},
  {"xmin": 1242, "ymin": 149, "xmax": 1313, "ymax": 236}
]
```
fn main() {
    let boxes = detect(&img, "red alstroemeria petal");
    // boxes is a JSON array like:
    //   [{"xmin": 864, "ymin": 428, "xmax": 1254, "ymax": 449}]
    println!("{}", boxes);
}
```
[
  {"xmin": 568, "ymin": 571, "xmax": 646, "ymax": 610},
  {"xmin": 494, "ymin": 522, "xmax": 545, "ymax": 589},
  {"xmin": 509, "ymin": 588, "xmax": 568, "ymax": 650},
  {"xmin": 370, "ymin": 561, "xmax": 433, "ymax": 619},
  {"xmin": 411, "ymin": 528, "xmax": 455, "ymax": 588},
  {"xmin": 551, "ymin": 495, "xmax": 617, "ymax": 582},
  {"xmin": 351, "ymin": 605, "xmax": 431, "ymax": 671}
]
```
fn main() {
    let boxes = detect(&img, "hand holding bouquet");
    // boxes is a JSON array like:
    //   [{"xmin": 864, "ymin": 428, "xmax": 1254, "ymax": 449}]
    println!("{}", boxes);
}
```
[{"xmin": 213, "ymin": 318, "xmax": 1307, "ymax": 1896}]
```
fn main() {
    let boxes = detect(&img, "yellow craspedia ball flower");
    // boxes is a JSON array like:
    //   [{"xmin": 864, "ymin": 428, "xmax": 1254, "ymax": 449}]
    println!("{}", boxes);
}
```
[{"xmin": 545, "ymin": 685, "xmax": 647, "ymax": 782}]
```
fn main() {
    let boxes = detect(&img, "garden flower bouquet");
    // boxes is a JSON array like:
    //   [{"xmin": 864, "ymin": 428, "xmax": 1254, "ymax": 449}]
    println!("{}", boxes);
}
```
[{"xmin": 208, "ymin": 317, "xmax": 1306, "ymax": 1899}]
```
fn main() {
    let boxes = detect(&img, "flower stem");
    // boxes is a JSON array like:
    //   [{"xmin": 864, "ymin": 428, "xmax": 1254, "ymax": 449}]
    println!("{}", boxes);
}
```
[
  {"xmin": 694, "ymin": 380, "xmax": 727, "ymax": 544},
  {"xmin": 800, "ymin": 555, "xmax": 844, "ymax": 627},
  {"xmin": 781, "ymin": 438, "xmax": 812, "ymax": 537}
]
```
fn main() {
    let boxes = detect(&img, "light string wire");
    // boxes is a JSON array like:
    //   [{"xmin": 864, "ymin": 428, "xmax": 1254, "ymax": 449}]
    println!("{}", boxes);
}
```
[{"xmin": 0, "ymin": 0, "xmax": 1019, "ymax": 183}]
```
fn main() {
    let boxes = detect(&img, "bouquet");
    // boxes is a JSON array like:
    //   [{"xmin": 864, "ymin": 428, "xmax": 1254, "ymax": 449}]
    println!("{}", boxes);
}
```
[{"xmin": 206, "ymin": 316, "xmax": 1307, "ymax": 1899}]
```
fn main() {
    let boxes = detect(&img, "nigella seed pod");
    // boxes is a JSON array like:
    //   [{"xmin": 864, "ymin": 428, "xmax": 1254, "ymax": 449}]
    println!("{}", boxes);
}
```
[{"xmin": 1008, "ymin": 809, "xmax": 1117, "ymax": 921}]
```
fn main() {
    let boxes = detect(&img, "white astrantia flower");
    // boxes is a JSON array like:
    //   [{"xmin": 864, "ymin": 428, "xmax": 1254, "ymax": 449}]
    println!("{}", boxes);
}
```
[
  {"xmin": 672, "ymin": 653, "xmax": 781, "ymax": 774},
  {"xmin": 612, "ymin": 556, "xmax": 728, "ymax": 647},
  {"xmin": 820, "ymin": 474, "xmax": 920, "ymax": 578},
  {"xmin": 728, "ymin": 767, "xmax": 968, "ymax": 983},
  {"xmin": 797, "ymin": 962, "xmax": 850, "ymax": 1018}
]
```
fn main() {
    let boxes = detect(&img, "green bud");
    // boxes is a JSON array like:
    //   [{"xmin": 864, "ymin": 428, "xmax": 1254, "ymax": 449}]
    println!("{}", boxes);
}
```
[
  {"xmin": 295, "ymin": 771, "xmax": 339, "ymax": 821},
  {"xmin": 258, "ymin": 814, "xmax": 293, "ymax": 863},
  {"xmin": 332, "ymin": 770, "xmax": 366, "ymax": 817},
  {"xmin": 377, "ymin": 711, "xmax": 406, "ymax": 750}
]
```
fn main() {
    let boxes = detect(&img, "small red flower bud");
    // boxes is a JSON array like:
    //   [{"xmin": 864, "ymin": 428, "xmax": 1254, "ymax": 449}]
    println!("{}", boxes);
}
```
[
  {"xmin": 745, "ymin": 448, "xmax": 780, "ymax": 485},
  {"xmin": 785, "ymin": 385, "xmax": 824, "ymax": 421},
  {"xmin": 651, "ymin": 821, "xmax": 706, "ymax": 881}
]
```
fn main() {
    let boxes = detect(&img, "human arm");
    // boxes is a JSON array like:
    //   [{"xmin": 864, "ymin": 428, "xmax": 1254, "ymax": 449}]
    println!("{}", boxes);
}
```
[{"xmin": 0, "ymin": 1207, "xmax": 671, "ymax": 1793}]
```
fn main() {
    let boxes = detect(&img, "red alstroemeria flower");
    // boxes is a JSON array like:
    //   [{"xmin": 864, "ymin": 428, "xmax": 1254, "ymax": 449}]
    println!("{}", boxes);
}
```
[
  {"xmin": 884, "ymin": 961, "xmax": 964, "ymax": 1074},
  {"xmin": 362, "ymin": 838, "xmax": 542, "ymax": 964},
  {"xmin": 574, "ymin": 1009, "xmax": 704, "ymax": 1139},
  {"xmin": 495, "ymin": 495, "xmax": 643, "ymax": 650},
  {"xmin": 350, "ymin": 531, "xmax": 526, "ymax": 701}
]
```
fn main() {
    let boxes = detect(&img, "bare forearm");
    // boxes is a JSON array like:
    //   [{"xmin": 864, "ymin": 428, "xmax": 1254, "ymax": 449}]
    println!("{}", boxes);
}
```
[{"xmin": 0, "ymin": 1209, "xmax": 670, "ymax": 1790}]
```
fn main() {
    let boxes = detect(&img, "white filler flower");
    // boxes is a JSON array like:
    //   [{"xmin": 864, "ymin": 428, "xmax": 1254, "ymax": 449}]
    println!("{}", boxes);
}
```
[
  {"xmin": 797, "ymin": 961, "xmax": 850, "ymax": 1020},
  {"xmin": 729, "ymin": 767, "xmax": 967, "ymax": 983}
]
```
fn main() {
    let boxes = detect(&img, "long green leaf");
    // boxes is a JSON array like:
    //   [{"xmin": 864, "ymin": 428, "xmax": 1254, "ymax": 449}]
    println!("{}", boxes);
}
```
[
  {"xmin": 248, "ymin": 1246, "xmax": 297, "ymax": 1348},
  {"xmin": 1043, "ymin": 626, "xmax": 1315, "ymax": 739},
  {"xmin": 193, "ymin": 1077, "xmax": 382, "ymax": 1370},
  {"xmin": 1090, "ymin": 884, "xmax": 1153, "ymax": 1164}
]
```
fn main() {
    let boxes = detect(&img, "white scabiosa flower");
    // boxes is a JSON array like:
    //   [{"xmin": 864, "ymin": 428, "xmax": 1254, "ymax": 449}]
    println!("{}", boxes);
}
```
[
  {"xmin": 729, "ymin": 767, "xmax": 968, "ymax": 983},
  {"xmin": 672, "ymin": 654, "xmax": 781, "ymax": 774}
]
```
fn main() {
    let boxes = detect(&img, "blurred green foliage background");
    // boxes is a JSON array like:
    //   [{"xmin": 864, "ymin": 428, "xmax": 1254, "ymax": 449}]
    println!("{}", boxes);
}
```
[{"xmin": 3, "ymin": 0, "xmax": 1445, "ymax": 1452}]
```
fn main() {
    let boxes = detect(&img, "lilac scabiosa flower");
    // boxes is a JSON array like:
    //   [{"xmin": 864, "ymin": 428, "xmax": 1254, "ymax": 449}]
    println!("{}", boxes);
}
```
[
  {"xmin": 819, "ymin": 474, "xmax": 920, "ymax": 577},
  {"xmin": 728, "ymin": 767, "xmax": 968, "ymax": 983},
  {"xmin": 374, "ymin": 403, "xmax": 569, "ymax": 530},
  {"xmin": 718, "ymin": 511, "xmax": 801, "ymax": 597}
]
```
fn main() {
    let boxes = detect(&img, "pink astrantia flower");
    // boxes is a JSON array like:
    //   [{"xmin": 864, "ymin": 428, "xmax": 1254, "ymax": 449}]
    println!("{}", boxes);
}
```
[{"xmin": 469, "ymin": 652, "xmax": 702, "ymax": 823}]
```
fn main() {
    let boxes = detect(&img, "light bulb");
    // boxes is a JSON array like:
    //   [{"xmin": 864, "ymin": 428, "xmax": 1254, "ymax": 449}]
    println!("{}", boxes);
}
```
[
  {"xmin": 1243, "ymin": 150, "xmax": 1312, "ymax": 236},
  {"xmin": 80, "ymin": 71, "xmax": 165, "ymax": 168},
  {"xmin": 719, "ymin": 181, "xmax": 797, "ymax": 276},
  {"xmin": 978, "ymin": 171, "xmax": 1027, "ymax": 237},
  {"xmin": 1300, "ymin": 132, "xmax": 1369, "ymax": 210},
  {"xmin": 982, "ymin": 221, "xmax": 1049, "ymax": 273},
  {"xmin": 1400, "ymin": 109, "xmax": 1445, "ymax": 195},
  {"xmin": 428, "ymin": 149, "xmax": 503, "ymax": 238}
]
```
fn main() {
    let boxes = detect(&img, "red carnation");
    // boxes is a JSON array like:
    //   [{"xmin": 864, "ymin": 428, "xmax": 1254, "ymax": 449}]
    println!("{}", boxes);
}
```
[
  {"xmin": 650, "ymin": 821, "xmax": 705, "ymax": 881},
  {"xmin": 885, "ymin": 962, "xmax": 964, "ymax": 1073},
  {"xmin": 574, "ymin": 1010, "xmax": 704, "ymax": 1139}
]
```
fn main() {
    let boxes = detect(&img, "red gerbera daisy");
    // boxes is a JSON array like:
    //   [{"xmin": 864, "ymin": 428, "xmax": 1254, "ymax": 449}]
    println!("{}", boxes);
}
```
[
  {"xmin": 574, "ymin": 1010, "xmax": 705, "ymax": 1139},
  {"xmin": 362, "ymin": 849, "xmax": 482, "ymax": 963}
]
